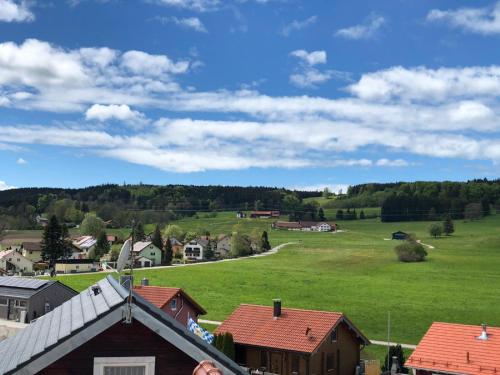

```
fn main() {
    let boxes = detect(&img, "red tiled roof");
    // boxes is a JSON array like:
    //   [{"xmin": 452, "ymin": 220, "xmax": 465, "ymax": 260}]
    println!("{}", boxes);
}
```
[
  {"xmin": 215, "ymin": 304, "xmax": 367, "ymax": 353},
  {"xmin": 406, "ymin": 322, "xmax": 500, "ymax": 375},
  {"xmin": 134, "ymin": 285, "xmax": 206, "ymax": 315}
]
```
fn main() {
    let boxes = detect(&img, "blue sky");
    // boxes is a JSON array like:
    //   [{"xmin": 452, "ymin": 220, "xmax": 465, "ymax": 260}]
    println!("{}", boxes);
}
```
[{"xmin": 0, "ymin": 0, "xmax": 499, "ymax": 191}]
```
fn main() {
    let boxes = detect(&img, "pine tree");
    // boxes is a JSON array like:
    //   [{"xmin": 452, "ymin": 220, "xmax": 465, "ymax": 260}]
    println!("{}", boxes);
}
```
[
  {"xmin": 336, "ymin": 209, "xmax": 344, "ymax": 220},
  {"xmin": 381, "ymin": 344, "xmax": 408, "ymax": 373},
  {"xmin": 443, "ymin": 215, "xmax": 454, "ymax": 235},
  {"xmin": 221, "ymin": 333, "xmax": 235, "ymax": 360},
  {"xmin": 318, "ymin": 207, "xmax": 326, "ymax": 221},
  {"xmin": 94, "ymin": 231, "xmax": 110, "ymax": 259},
  {"xmin": 359, "ymin": 210, "xmax": 366, "ymax": 219},
  {"xmin": 164, "ymin": 237, "xmax": 173, "ymax": 265},
  {"xmin": 133, "ymin": 221, "xmax": 146, "ymax": 241},
  {"xmin": 261, "ymin": 231, "xmax": 271, "ymax": 251},
  {"xmin": 152, "ymin": 224, "xmax": 164, "ymax": 252},
  {"xmin": 41, "ymin": 215, "xmax": 71, "ymax": 267}
]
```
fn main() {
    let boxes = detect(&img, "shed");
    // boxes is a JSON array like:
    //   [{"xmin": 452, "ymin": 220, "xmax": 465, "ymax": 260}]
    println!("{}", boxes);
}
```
[
  {"xmin": 392, "ymin": 231, "xmax": 408, "ymax": 240},
  {"xmin": 0, "ymin": 276, "xmax": 76, "ymax": 323}
]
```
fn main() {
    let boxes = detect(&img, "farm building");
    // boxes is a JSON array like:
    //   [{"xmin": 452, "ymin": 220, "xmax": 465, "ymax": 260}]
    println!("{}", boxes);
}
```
[
  {"xmin": 392, "ymin": 231, "xmax": 408, "ymax": 240},
  {"xmin": 273, "ymin": 221, "xmax": 337, "ymax": 232},
  {"xmin": 406, "ymin": 322, "xmax": 500, "ymax": 375},
  {"xmin": 55, "ymin": 259, "xmax": 99, "ymax": 274},
  {"xmin": 216, "ymin": 300, "xmax": 370, "ymax": 375},
  {"xmin": 0, "ymin": 250, "xmax": 33, "ymax": 274},
  {"xmin": 20, "ymin": 241, "xmax": 43, "ymax": 263},
  {"xmin": 132, "ymin": 241, "xmax": 162, "ymax": 267},
  {"xmin": 0, "ymin": 275, "xmax": 244, "ymax": 375},
  {"xmin": 0, "ymin": 276, "xmax": 76, "ymax": 323},
  {"xmin": 250, "ymin": 210, "xmax": 280, "ymax": 218},
  {"xmin": 134, "ymin": 280, "xmax": 207, "ymax": 326}
]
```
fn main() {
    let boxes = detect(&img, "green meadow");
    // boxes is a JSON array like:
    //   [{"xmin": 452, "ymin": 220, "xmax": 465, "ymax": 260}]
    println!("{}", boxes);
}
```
[{"xmin": 47, "ymin": 212, "xmax": 500, "ymax": 358}]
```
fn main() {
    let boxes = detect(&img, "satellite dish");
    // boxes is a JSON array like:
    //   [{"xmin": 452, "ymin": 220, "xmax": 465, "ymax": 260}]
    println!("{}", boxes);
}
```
[{"xmin": 116, "ymin": 239, "xmax": 132, "ymax": 273}]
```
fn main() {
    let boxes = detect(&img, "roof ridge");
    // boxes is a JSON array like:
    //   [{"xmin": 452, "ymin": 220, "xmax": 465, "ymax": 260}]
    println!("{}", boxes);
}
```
[{"xmin": 239, "ymin": 304, "xmax": 344, "ymax": 315}]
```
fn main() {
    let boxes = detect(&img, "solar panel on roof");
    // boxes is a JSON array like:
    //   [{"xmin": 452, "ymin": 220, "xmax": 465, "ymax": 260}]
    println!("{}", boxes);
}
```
[{"xmin": 0, "ymin": 277, "xmax": 49, "ymax": 289}]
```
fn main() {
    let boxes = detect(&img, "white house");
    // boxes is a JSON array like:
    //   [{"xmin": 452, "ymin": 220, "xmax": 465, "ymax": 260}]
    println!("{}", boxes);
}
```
[
  {"xmin": 132, "ymin": 241, "xmax": 162, "ymax": 267},
  {"xmin": 183, "ymin": 238, "xmax": 209, "ymax": 261},
  {"xmin": 311, "ymin": 222, "xmax": 333, "ymax": 232},
  {"xmin": 71, "ymin": 236, "xmax": 97, "ymax": 259},
  {"xmin": 0, "ymin": 250, "xmax": 34, "ymax": 273}
]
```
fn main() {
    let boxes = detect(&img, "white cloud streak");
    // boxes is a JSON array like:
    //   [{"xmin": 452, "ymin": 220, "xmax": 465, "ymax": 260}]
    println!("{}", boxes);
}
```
[
  {"xmin": 281, "ymin": 15, "xmax": 317, "ymax": 36},
  {"xmin": 335, "ymin": 13, "xmax": 385, "ymax": 40}
]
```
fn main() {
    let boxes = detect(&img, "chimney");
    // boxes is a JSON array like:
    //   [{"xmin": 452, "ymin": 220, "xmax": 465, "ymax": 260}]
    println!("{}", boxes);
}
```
[
  {"xmin": 477, "ymin": 323, "xmax": 488, "ymax": 340},
  {"xmin": 120, "ymin": 274, "xmax": 133, "ymax": 291},
  {"xmin": 390, "ymin": 356, "xmax": 398, "ymax": 375},
  {"xmin": 273, "ymin": 299, "xmax": 281, "ymax": 319},
  {"xmin": 141, "ymin": 277, "xmax": 149, "ymax": 286}
]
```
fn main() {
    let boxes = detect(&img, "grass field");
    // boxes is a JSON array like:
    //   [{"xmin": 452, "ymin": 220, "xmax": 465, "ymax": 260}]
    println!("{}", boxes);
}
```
[{"xmin": 43, "ymin": 212, "xmax": 500, "ymax": 359}]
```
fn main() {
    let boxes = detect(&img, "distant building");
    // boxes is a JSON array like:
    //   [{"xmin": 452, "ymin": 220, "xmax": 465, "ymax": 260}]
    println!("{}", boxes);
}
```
[
  {"xmin": 236, "ymin": 211, "xmax": 246, "ymax": 218},
  {"xmin": 216, "ymin": 300, "xmax": 370, "ymax": 375},
  {"xmin": 392, "ymin": 231, "xmax": 408, "ymax": 240},
  {"xmin": 406, "ymin": 322, "xmax": 500, "ymax": 375},
  {"xmin": 21, "ymin": 241, "xmax": 43, "ymax": 263},
  {"xmin": 215, "ymin": 235, "xmax": 231, "ymax": 258},
  {"xmin": 0, "ymin": 276, "xmax": 76, "ymax": 322},
  {"xmin": 273, "ymin": 221, "xmax": 336, "ymax": 232},
  {"xmin": 0, "ymin": 250, "xmax": 33, "ymax": 274},
  {"xmin": 0, "ymin": 276, "xmax": 244, "ymax": 375},
  {"xmin": 183, "ymin": 238, "xmax": 208, "ymax": 261},
  {"xmin": 71, "ymin": 235, "xmax": 97, "ymax": 259},
  {"xmin": 106, "ymin": 234, "xmax": 118, "ymax": 244},
  {"xmin": 132, "ymin": 241, "xmax": 162, "ymax": 267},
  {"xmin": 250, "ymin": 210, "xmax": 280, "ymax": 219},
  {"xmin": 134, "ymin": 281, "xmax": 206, "ymax": 326},
  {"xmin": 55, "ymin": 259, "xmax": 99, "ymax": 274},
  {"xmin": 169, "ymin": 237, "xmax": 184, "ymax": 257}
]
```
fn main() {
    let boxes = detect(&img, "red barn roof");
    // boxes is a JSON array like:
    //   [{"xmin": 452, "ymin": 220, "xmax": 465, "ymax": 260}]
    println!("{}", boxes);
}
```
[
  {"xmin": 215, "ymin": 304, "xmax": 369, "ymax": 354},
  {"xmin": 406, "ymin": 322, "xmax": 500, "ymax": 375},
  {"xmin": 134, "ymin": 285, "xmax": 206, "ymax": 315}
]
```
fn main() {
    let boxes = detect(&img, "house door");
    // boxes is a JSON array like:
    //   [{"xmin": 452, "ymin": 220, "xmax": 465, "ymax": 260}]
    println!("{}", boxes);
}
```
[{"xmin": 270, "ymin": 352, "xmax": 282, "ymax": 374}]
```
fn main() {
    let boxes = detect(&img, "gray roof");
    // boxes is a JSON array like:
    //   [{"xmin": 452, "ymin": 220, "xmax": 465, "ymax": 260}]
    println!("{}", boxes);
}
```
[
  {"xmin": 0, "ymin": 276, "xmax": 245, "ymax": 375},
  {"xmin": 0, "ymin": 277, "xmax": 73, "ymax": 300},
  {"xmin": 0, "ymin": 277, "xmax": 48, "ymax": 290}
]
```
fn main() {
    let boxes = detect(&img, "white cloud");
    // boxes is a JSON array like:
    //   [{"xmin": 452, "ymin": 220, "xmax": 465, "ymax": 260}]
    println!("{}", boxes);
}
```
[
  {"xmin": 289, "ymin": 184, "xmax": 350, "ymax": 194},
  {"xmin": 0, "ymin": 0, "xmax": 34, "ymax": 22},
  {"xmin": 335, "ymin": 13, "xmax": 385, "ymax": 40},
  {"xmin": 150, "ymin": 0, "xmax": 220, "ymax": 12},
  {"xmin": 85, "ymin": 104, "xmax": 149, "ymax": 126},
  {"xmin": 375, "ymin": 158, "xmax": 409, "ymax": 167},
  {"xmin": 427, "ymin": 2, "xmax": 500, "ymax": 35},
  {"xmin": 281, "ymin": 15, "xmax": 317, "ymax": 36},
  {"xmin": 121, "ymin": 50, "xmax": 189, "ymax": 76},
  {"xmin": 16, "ymin": 157, "xmax": 27, "ymax": 164},
  {"xmin": 154, "ymin": 16, "xmax": 208, "ymax": 32},
  {"xmin": 0, "ymin": 180, "xmax": 15, "ymax": 190},
  {"xmin": 290, "ymin": 50, "xmax": 326, "ymax": 66}
]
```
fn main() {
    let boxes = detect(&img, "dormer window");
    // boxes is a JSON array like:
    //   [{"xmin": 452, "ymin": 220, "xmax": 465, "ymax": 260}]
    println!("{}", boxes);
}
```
[{"xmin": 171, "ymin": 299, "xmax": 177, "ymax": 311}]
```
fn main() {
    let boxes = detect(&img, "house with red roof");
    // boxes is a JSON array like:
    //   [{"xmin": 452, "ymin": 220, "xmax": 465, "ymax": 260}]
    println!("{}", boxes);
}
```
[
  {"xmin": 215, "ymin": 300, "xmax": 370, "ymax": 375},
  {"xmin": 134, "ymin": 281, "xmax": 206, "ymax": 326},
  {"xmin": 406, "ymin": 322, "xmax": 500, "ymax": 375}
]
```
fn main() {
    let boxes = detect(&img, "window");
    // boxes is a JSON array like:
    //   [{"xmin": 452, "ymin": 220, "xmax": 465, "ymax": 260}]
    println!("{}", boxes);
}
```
[
  {"xmin": 326, "ymin": 353, "xmax": 335, "ymax": 371},
  {"xmin": 15, "ymin": 300, "xmax": 27, "ymax": 307},
  {"xmin": 291, "ymin": 354, "xmax": 300, "ymax": 373},
  {"xmin": 94, "ymin": 357, "xmax": 155, "ymax": 375},
  {"xmin": 0, "ymin": 298, "xmax": 7, "ymax": 306},
  {"xmin": 171, "ymin": 299, "xmax": 177, "ymax": 310},
  {"xmin": 150, "ymin": 252, "xmax": 155, "ymax": 256},
  {"xmin": 260, "ymin": 351, "xmax": 268, "ymax": 369},
  {"xmin": 330, "ymin": 328, "xmax": 337, "ymax": 342}
]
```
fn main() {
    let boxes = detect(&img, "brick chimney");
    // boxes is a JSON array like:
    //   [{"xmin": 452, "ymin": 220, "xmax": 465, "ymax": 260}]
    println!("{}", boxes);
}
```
[{"xmin": 273, "ymin": 299, "xmax": 281, "ymax": 319}]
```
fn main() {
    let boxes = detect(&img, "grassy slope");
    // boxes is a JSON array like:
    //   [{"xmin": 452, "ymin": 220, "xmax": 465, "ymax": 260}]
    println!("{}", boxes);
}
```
[{"xmin": 49, "ymin": 213, "xmax": 500, "ymax": 350}]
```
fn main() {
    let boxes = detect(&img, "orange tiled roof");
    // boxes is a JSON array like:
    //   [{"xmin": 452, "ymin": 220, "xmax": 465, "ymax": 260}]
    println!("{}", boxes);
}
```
[
  {"xmin": 134, "ymin": 285, "xmax": 206, "ymax": 315},
  {"xmin": 215, "ymin": 304, "xmax": 367, "ymax": 353},
  {"xmin": 406, "ymin": 322, "xmax": 500, "ymax": 375}
]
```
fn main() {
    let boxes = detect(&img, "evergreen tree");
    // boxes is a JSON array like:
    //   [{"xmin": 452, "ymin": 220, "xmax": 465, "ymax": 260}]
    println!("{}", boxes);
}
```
[
  {"xmin": 443, "ymin": 215, "xmax": 455, "ymax": 236},
  {"xmin": 481, "ymin": 197, "xmax": 490, "ymax": 216},
  {"xmin": 133, "ymin": 221, "xmax": 146, "ymax": 241},
  {"xmin": 204, "ymin": 241, "xmax": 215, "ymax": 260},
  {"xmin": 41, "ymin": 215, "xmax": 71, "ymax": 267},
  {"xmin": 381, "ymin": 344, "xmax": 408, "ymax": 373},
  {"xmin": 152, "ymin": 224, "xmax": 164, "ymax": 252},
  {"xmin": 94, "ymin": 231, "xmax": 110, "ymax": 259},
  {"xmin": 336, "ymin": 209, "xmax": 344, "ymax": 220},
  {"xmin": 318, "ymin": 207, "xmax": 326, "ymax": 221},
  {"xmin": 359, "ymin": 210, "xmax": 366, "ymax": 219},
  {"xmin": 261, "ymin": 231, "xmax": 271, "ymax": 251},
  {"xmin": 163, "ymin": 237, "xmax": 173, "ymax": 265},
  {"xmin": 429, "ymin": 223, "xmax": 443, "ymax": 238}
]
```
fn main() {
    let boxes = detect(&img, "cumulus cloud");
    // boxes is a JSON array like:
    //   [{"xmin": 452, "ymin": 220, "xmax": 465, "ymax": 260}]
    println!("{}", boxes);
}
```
[
  {"xmin": 0, "ymin": 0, "xmax": 34, "ymax": 22},
  {"xmin": 289, "ymin": 50, "xmax": 342, "ymax": 88},
  {"xmin": 16, "ymin": 157, "xmax": 27, "ymax": 164},
  {"xmin": 281, "ymin": 15, "xmax": 317, "ymax": 36},
  {"xmin": 427, "ymin": 2, "xmax": 500, "ymax": 35},
  {"xmin": 85, "ymin": 104, "xmax": 149, "ymax": 126},
  {"xmin": 335, "ymin": 13, "xmax": 385, "ymax": 40},
  {"xmin": 0, "ymin": 180, "xmax": 15, "ymax": 190}
]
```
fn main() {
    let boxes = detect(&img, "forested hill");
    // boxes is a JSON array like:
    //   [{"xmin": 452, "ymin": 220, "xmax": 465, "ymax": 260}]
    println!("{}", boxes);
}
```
[
  {"xmin": 332, "ymin": 179, "xmax": 500, "ymax": 222},
  {"xmin": 0, "ymin": 184, "xmax": 319, "ymax": 229}
]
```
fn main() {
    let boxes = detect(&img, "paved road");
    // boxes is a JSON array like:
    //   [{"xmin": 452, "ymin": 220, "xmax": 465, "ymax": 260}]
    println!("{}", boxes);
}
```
[{"xmin": 198, "ymin": 319, "xmax": 417, "ymax": 350}]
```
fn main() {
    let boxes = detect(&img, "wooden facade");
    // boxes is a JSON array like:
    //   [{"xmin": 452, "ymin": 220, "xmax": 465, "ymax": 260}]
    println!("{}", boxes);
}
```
[
  {"xmin": 235, "ymin": 323, "xmax": 362, "ymax": 375},
  {"xmin": 38, "ymin": 320, "xmax": 199, "ymax": 375}
]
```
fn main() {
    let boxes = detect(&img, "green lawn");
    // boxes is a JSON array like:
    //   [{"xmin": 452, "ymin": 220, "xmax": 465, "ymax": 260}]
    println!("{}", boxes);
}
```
[{"xmin": 48, "ymin": 213, "xmax": 500, "ymax": 353}]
